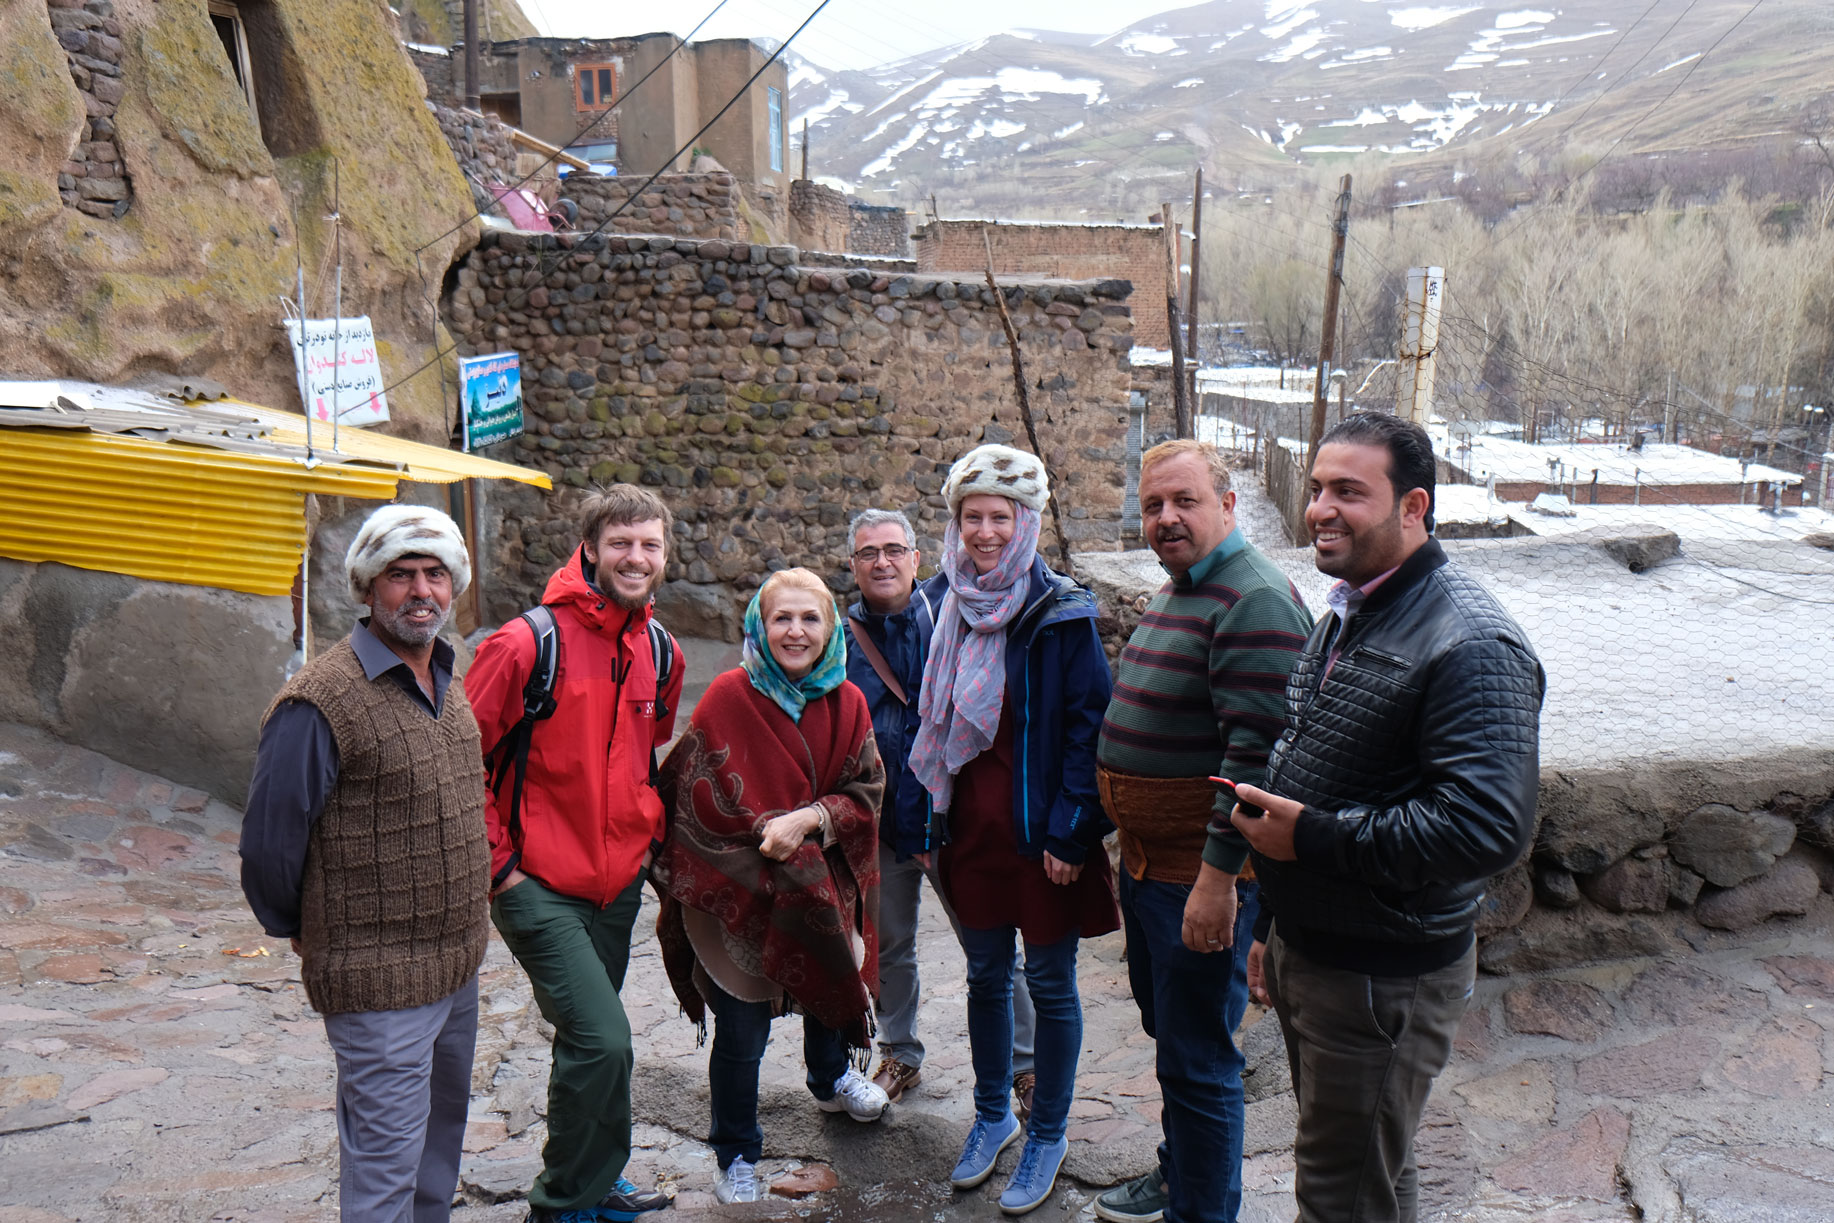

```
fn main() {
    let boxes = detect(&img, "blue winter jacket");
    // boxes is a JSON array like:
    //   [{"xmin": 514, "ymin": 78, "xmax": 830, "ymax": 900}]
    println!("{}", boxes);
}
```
[
  {"xmin": 938, "ymin": 558, "xmax": 1116, "ymax": 867},
  {"xmin": 845, "ymin": 582, "xmax": 941, "ymax": 859}
]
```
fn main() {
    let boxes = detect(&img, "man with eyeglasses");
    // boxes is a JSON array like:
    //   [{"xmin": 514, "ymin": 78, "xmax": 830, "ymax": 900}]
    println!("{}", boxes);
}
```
[{"xmin": 843, "ymin": 509, "xmax": 1037, "ymax": 1117}]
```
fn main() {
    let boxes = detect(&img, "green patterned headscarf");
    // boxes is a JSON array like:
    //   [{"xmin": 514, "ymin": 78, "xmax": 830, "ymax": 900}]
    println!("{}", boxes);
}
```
[{"xmin": 740, "ymin": 582, "xmax": 849, "ymax": 723}]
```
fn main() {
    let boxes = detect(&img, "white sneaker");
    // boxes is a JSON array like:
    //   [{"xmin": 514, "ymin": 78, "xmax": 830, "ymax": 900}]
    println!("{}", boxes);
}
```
[
  {"xmin": 715, "ymin": 1156, "xmax": 762, "ymax": 1204},
  {"xmin": 817, "ymin": 1066, "xmax": 890, "ymax": 1122}
]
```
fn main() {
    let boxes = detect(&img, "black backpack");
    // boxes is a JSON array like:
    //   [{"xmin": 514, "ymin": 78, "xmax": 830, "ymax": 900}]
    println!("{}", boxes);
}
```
[{"xmin": 488, "ymin": 606, "xmax": 675, "ymax": 886}]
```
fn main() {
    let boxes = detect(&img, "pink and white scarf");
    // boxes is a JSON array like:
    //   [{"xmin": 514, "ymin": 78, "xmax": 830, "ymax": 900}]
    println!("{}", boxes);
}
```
[{"xmin": 910, "ymin": 504, "xmax": 1042, "ymax": 812}]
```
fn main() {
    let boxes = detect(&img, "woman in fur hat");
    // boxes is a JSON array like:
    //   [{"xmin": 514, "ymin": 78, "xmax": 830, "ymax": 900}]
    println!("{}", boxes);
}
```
[{"xmin": 910, "ymin": 444, "xmax": 1119, "ymax": 1215}]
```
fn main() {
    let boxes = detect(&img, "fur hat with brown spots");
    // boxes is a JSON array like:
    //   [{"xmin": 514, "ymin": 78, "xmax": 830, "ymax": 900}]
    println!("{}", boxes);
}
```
[
  {"xmin": 942, "ymin": 443, "xmax": 1051, "ymax": 515},
  {"xmin": 345, "ymin": 504, "xmax": 472, "ymax": 604}
]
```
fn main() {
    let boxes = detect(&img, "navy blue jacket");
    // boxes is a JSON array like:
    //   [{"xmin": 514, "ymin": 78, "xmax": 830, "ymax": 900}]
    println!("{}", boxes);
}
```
[
  {"xmin": 845, "ymin": 581, "xmax": 941, "ymax": 859},
  {"xmin": 950, "ymin": 559, "xmax": 1116, "ymax": 867}
]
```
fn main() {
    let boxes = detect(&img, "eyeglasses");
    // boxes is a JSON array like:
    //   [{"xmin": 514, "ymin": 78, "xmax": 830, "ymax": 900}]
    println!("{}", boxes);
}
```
[{"xmin": 851, "ymin": 544, "xmax": 911, "ymax": 565}]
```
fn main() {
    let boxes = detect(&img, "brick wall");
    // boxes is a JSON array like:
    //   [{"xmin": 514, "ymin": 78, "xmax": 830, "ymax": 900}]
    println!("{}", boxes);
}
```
[
  {"xmin": 1490, "ymin": 480, "xmax": 1804, "ymax": 507},
  {"xmin": 445, "ymin": 232, "xmax": 1136, "ymax": 634},
  {"xmin": 914, "ymin": 220, "xmax": 1166, "ymax": 347},
  {"xmin": 563, "ymin": 173, "xmax": 739, "ymax": 240}
]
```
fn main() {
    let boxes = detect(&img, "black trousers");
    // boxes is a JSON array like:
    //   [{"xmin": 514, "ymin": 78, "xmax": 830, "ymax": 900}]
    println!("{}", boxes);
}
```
[{"xmin": 1264, "ymin": 928, "xmax": 1475, "ymax": 1223}]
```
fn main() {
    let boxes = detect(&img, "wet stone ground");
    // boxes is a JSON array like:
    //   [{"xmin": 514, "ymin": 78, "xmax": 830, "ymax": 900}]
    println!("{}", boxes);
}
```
[{"xmin": 2, "ymin": 719, "xmax": 1832, "ymax": 1222}]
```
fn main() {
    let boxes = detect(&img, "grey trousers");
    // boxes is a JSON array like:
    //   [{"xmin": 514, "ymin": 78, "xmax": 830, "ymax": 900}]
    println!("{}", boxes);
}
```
[
  {"xmin": 875, "ymin": 843, "xmax": 1035, "ymax": 1074},
  {"xmin": 321, "ymin": 973, "xmax": 479, "ymax": 1223},
  {"xmin": 1264, "ymin": 931, "xmax": 1474, "ymax": 1223}
]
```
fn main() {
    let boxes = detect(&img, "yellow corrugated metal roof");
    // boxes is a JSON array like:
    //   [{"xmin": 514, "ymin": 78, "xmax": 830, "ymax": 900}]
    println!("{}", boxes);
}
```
[{"xmin": 0, "ymin": 383, "xmax": 551, "ymax": 598}]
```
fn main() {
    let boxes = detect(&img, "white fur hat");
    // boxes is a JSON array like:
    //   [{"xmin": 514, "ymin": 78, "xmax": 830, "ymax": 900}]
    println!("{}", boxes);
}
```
[
  {"xmin": 942, "ymin": 443, "xmax": 1050, "ymax": 515},
  {"xmin": 345, "ymin": 504, "xmax": 472, "ymax": 604}
]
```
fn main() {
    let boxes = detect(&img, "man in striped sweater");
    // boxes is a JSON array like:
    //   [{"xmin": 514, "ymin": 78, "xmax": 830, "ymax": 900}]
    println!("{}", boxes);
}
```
[{"xmin": 1096, "ymin": 441, "xmax": 1313, "ymax": 1223}]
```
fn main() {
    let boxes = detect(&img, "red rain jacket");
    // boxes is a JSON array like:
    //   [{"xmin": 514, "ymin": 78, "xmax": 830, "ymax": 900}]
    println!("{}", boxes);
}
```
[{"xmin": 468, "ymin": 546, "xmax": 684, "ymax": 906}]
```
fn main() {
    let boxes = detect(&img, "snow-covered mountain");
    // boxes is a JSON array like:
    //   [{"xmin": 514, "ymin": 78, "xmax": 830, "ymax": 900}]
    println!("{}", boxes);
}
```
[{"xmin": 789, "ymin": 0, "xmax": 1831, "ymax": 216}]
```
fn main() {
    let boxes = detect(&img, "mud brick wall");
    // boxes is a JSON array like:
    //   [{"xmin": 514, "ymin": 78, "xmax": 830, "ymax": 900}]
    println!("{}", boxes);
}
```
[
  {"xmin": 50, "ymin": 0, "xmax": 131, "ymax": 218},
  {"xmin": 564, "ymin": 172, "xmax": 739, "ymax": 240},
  {"xmin": 789, "ymin": 179, "xmax": 850, "ymax": 253},
  {"xmin": 915, "ymin": 220, "xmax": 1166, "ymax": 348},
  {"xmin": 446, "ymin": 231, "xmax": 1135, "ymax": 632},
  {"xmin": 406, "ymin": 45, "xmax": 454, "ymax": 101}
]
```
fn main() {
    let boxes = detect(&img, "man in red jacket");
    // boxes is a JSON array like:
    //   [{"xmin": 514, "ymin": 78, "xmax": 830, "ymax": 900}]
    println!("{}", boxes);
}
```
[{"xmin": 468, "ymin": 485, "xmax": 686, "ymax": 1223}]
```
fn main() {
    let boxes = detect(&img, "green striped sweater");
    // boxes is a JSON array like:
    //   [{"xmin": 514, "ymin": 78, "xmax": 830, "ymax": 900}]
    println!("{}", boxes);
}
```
[{"xmin": 1097, "ymin": 531, "xmax": 1313, "ymax": 874}]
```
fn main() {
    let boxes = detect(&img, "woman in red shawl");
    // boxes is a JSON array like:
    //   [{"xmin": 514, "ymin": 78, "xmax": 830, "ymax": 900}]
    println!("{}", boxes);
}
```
[{"xmin": 650, "ymin": 568, "xmax": 890, "ymax": 1205}]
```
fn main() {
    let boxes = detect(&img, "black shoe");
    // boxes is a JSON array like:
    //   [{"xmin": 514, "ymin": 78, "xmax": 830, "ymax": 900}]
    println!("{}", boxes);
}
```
[{"xmin": 1094, "ymin": 1170, "xmax": 1168, "ymax": 1223}]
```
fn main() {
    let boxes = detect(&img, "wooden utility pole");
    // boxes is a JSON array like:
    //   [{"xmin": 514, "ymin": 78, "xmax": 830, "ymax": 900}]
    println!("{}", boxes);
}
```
[
  {"xmin": 1308, "ymin": 174, "xmax": 1351, "ymax": 465},
  {"xmin": 1186, "ymin": 167, "xmax": 1203, "ymax": 421},
  {"xmin": 462, "ymin": 0, "xmax": 480, "ymax": 111},
  {"xmin": 1163, "ymin": 202, "xmax": 1191, "ymax": 439},
  {"xmin": 800, "ymin": 119, "xmax": 809, "ymax": 180}
]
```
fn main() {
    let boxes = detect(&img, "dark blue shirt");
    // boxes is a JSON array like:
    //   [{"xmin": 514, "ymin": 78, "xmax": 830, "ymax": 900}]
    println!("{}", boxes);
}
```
[
  {"xmin": 239, "ymin": 621, "xmax": 455, "ymax": 938},
  {"xmin": 845, "ymin": 582, "xmax": 939, "ymax": 858}
]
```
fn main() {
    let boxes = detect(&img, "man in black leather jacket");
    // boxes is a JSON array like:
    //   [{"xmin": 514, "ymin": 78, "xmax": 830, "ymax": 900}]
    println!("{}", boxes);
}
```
[{"xmin": 1232, "ymin": 412, "xmax": 1545, "ymax": 1223}]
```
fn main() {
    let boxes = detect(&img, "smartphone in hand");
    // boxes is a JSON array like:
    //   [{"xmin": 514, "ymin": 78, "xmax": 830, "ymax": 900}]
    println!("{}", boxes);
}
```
[{"xmin": 1210, "ymin": 775, "xmax": 1264, "ymax": 818}]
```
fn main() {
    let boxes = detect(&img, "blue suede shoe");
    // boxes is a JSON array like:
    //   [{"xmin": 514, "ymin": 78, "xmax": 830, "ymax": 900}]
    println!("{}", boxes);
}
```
[
  {"xmin": 998, "ymin": 1135, "xmax": 1069, "ymax": 1216},
  {"xmin": 950, "ymin": 1111, "xmax": 1022, "ymax": 1190}
]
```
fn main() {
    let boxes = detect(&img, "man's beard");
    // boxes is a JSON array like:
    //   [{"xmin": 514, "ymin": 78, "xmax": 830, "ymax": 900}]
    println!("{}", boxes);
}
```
[
  {"xmin": 596, "ymin": 562, "xmax": 662, "ymax": 611},
  {"xmin": 373, "ymin": 596, "xmax": 450, "ymax": 646}
]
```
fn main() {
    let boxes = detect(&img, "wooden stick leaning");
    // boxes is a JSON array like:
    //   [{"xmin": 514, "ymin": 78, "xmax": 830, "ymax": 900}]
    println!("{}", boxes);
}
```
[{"xmin": 980, "ymin": 225, "xmax": 1075, "ymax": 577}]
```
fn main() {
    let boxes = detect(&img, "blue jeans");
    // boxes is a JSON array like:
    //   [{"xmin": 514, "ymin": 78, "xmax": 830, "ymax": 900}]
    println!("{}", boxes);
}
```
[
  {"xmin": 876, "ymin": 844, "xmax": 1036, "ymax": 1073},
  {"xmin": 1120, "ymin": 874, "xmax": 1260, "ymax": 1223},
  {"xmin": 958, "ymin": 925, "xmax": 1082, "ymax": 1144},
  {"xmin": 703, "ymin": 980, "xmax": 850, "ymax": 1169}
]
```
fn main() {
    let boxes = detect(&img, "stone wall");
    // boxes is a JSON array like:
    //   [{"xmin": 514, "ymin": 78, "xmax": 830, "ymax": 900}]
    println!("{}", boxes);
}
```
[
  {"xmin": 406, "ymin": 44, "xmax": 454, "ymax": 102},
  {"xmin": 915, "ymin": 219, "xmax": 1167, "ymax": 347},
  {"xmin": 49, "ymin": 0, "xmax": 131, "ymax": 218},
  {"xmin": 430, "ymin": 101, "xmax": 517, "ymax": 201},
  {"xmin": 850, "ymin": 201, "xmax": 910, "ymax": 257},
  {"xmin": 445, "ymin": 231, "xmax": 1136, "ymax": 634},
  {"xmin": 565, "ymin": 172, "xmax": 739, "ymax": 241},
  {"xmin": 788, "ymin": 179, "xmax": 911, "ymax": 257},
  {"xmin": 0, "ymin": 558, "xmax": 292, "ymax": 805}
]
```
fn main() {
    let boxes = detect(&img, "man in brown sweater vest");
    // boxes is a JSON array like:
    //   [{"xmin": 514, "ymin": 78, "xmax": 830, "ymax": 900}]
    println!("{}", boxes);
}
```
[{"xmin": 241, "ymin": 505, "xmax": 490, "ymax": 1223}]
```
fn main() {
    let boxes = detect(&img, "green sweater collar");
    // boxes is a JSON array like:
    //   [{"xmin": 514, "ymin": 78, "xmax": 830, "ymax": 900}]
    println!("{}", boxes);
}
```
[{"xmin": 1170, "ymin": 528, "xmax": 1245, "ymax": 589}]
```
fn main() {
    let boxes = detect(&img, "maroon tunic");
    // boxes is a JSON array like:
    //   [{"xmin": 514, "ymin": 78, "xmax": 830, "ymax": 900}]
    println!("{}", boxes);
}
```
[{"xmin": 941, "ymin": 706, "xmax": 1119, "ymax": 945}]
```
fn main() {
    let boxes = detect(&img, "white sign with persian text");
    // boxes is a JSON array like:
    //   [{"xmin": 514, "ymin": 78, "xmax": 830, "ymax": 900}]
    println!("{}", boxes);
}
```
[{"xmin": 284, "ymin": 316, "xmax": 390, "ymax": 427}]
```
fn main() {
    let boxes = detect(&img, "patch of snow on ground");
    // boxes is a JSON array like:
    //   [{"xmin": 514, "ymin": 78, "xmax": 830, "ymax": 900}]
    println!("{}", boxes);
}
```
[
  {"xmin": 1388, "ymin": 5, "xmax": 1479, "ymax": 31},
  {"xmin": 791, "ymin": 89, "xmax": 856, "ymax": 130},
  {"xmin": 1053, "ymin": 121, "xmax": 1085, "ymax": 139},
  {"xmin": 1658, "ymin": 51, "xmax": 1702, "ymax": 72},
  {"xmin": 1508, "ymin": 29, "xmax": 1615, "ymax": 50},
  {"xmin": 1118, "ymin": 32, "xmax": 1181, "ymax": 54},
  {"xmin": 1300, "ymin": 144, "xmax": 1369, "ymax": 153},
  {"xmin": 1259, "ymin": 6, "xmax": 1319, "ymax": 40},
  {"xmin": 968, "ymin": 118, "xmax": 1026, "ymax": 140},
  {"xmin": 991, "ymin": 67, "xmax": 1104, "ymax": 103},
  {"xmin": 1278, "ymin": 120, "xmax": 1304, "ymax": 148},
  {"xmin": 1154, "ymin": 131, "xmax": 1176, "ymax": 141},
  {"xmin": 1494, "ymin": 9, "xmax": 1555, "ymax": 28},
  {"xmin": 1174, "ymin": 77, "xmax": 1204, "ymax": 88},
  {"xmin": 1321, "ymin": 45, "xmax": 1395, "ymax": 68},
  {"xmin": 812, "ymin": 176, "xmax": 853, "ymax": 195},
  {"xmin": 1448, "ymin": 51, "xmax": 1498, "ymax": 71},
  {"xmin": 861, "ymin": 123, "xmax": 929, "ymax": 177},
  {"xmin": 1261, "ymin": 28, "xmax": 1331, "ymax": 63},
  {"xmin": 788, "ymin": 63, "xmax": 825, "ymax": 91}
]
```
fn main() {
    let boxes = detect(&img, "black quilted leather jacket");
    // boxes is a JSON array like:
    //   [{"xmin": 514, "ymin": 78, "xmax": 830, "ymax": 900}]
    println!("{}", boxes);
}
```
[{"xmin": 1255, "ymin": 538, "xmax": 1546, "ymax": 945}]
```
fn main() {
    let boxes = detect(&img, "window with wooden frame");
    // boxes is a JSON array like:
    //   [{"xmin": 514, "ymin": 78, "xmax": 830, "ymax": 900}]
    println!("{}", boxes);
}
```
[
  {"xmin": 208, "ymin": 0, "xmax": 256, "ymax": 116},
  {"xmin": 576, "ymin": 63, "xmax": 617, "ymax": 112}
]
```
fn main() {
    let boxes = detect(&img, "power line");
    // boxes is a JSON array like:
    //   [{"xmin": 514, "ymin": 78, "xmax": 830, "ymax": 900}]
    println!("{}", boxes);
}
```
[
  {"xmin": 380, "ymin": 0, "xmax": 834, "ymax": 404},
  {"xmin": 415, "ymin": 0, "xmax": 736, "ymax": 256}
]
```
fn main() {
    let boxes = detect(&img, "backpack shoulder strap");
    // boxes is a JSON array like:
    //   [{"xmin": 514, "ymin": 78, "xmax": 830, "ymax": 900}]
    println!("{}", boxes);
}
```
[
  {"xmin": 488, "ymin": 605, "xmax": 561, "ymax": 889},
  {"xmin": 647, "ymin": 618, "xmax": 675, "ymax": 722}
]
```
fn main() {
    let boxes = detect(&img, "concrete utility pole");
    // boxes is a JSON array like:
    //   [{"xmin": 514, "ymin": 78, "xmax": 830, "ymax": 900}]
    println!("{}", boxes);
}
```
[
  {"xmin": 1308, "ymin": 174, "xmax": 1351, "ymax": 465},
  {"xmin": 1162, "ymin": 202, "xmax": 1191, "ymax": 439},
  {"xmin": 1187, "ymin": 167, "xmax": 1203, "ymax": 423},
  {"xmin": 1396, "ymin": 266, "xmax": 1445, "ymax": 423},
  {"xmin": 462, "ymin": 0, "xmax": 480, "ymax": 112}
]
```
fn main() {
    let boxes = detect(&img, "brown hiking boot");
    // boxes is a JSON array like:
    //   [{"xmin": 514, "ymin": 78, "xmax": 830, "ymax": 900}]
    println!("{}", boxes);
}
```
[
  {"xmin": 871, "ymin": 1057, "xmax": 921, "ymax": 1102},
  {"xmin": 1012, "ymin": 1071, "xmax": 1036, "ymax": 1124}
]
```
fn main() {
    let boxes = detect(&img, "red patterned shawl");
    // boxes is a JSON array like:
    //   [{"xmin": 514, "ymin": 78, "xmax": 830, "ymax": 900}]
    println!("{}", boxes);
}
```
[{"xmin": 651, "ymin": 669, "xmax": 885, "ymax": 1048}]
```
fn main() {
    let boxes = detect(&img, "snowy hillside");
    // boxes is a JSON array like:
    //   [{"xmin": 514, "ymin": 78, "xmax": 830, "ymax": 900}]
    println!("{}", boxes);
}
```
[{"xmin": 789, "ymin": 0, "xmax": 1830, "ymax": 216}]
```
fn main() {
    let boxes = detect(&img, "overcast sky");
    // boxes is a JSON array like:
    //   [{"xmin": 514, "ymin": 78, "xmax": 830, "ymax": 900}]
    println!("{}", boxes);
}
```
[{"xmin": 523, "ymin": 0, "xmax": 1188, "ymax": 70}]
